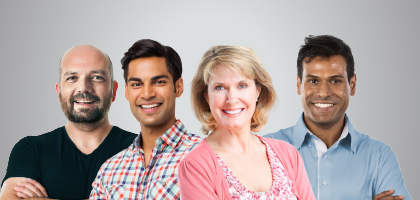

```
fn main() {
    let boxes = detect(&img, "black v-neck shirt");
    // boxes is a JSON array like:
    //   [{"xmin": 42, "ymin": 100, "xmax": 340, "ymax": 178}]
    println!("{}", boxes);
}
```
[{"xmin": 2, "ymin": 126, "xmax": 137, "ymax": 200}]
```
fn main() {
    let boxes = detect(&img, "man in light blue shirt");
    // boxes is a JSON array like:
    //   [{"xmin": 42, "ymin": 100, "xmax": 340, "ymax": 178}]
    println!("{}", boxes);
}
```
[{"xmin": 264, "ymin": 35, "xmax": 411, "ymax": 200}]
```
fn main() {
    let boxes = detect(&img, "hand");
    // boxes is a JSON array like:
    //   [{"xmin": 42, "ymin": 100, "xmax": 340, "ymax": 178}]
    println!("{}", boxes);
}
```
[
  {"xmin": 14, "ymin": 178, "xmax": 48, "ymax": 198},
  {"xmin": 373, "ymin": 189, "xmax": 404, "ymax": 200}
]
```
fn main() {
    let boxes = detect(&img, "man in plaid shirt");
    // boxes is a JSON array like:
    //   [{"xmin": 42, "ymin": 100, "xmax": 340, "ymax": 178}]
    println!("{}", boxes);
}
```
[{"xmin": 90, "ymin": 39, "xmax": 201, "ymax": 200}]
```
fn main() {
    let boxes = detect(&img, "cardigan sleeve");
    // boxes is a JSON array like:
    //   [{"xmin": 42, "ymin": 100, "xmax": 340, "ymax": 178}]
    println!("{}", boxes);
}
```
[{"xmin": 178, "ymin": 157, "xmax": 220, "ymax": 200}]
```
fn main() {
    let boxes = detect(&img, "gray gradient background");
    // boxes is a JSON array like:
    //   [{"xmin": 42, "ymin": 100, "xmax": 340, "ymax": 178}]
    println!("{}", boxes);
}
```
[{"xmin": 0, "ymin": 1, "xmax": 418, "ymax": 198}]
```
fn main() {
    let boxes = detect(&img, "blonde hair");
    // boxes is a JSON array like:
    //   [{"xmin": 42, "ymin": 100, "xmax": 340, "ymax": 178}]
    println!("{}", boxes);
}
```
[{"xmin": 191, "ymin": 46, "xmax": 277, "ymax": 135}]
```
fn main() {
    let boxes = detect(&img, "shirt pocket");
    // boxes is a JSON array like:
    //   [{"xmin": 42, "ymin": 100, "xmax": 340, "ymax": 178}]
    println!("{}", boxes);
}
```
[
  {"xmin": 105, "ymin": 185, "xmax": 127, "ymax": 200},
  {"xmin": 147, "ymin": 178, "xmax": 179, "ymax": 200}
]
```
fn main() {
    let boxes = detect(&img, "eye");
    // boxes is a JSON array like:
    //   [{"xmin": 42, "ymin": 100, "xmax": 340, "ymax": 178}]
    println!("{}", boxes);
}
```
[
  {"xmin": 239, "ymin": 84, "xmax": 247, "ymax": 89},
  {"xmin": 66, "ymin": 76, "xmax": 77, "ymax": 82},
  {"xmin": 215, "ymin": 86, "xmax": 225, "ymax": 90},
  {"xmin": 154, "ymin": 80, "xmax": 166, "ymax": 85},
  {"xmin": 93, "ymin": 75, "xmax": 104, "ymax": 81},
  {"xmin": 131, "ymin": 82, "xmax": 142, "ymax": 87},
  {"xmin": 308, "ymin": 79, "xmax": 318, "ymax": 84},
  {"xmin": 331, "ymin": 79, "xmax": 341, "ymax": 83}
]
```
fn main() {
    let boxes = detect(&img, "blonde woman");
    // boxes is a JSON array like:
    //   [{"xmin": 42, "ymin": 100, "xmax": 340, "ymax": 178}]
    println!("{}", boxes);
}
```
[{"xmin": 178, "ymin": 46, "xmax": 315, "ymax": 200}]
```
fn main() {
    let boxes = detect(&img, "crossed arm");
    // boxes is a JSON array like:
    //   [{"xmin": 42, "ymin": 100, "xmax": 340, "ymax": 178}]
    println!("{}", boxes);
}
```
[{"xmin": 0, "ymin": 177, "xmax": 50, "ymax": 200}]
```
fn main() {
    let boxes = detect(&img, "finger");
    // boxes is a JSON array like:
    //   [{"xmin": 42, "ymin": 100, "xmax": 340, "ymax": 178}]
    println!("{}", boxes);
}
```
[
  {"xmin": 379, "ymin": 195, "xmax": 404, "ymax": 200},
  {"xmin": 14, "ymin": 185, "xmax": 39, "ymax": 198},
  {"xmin": 17, "ymin": 191, "xmax": 29, "ymax": 199},
  {"xmin": 27, "ymin": 178, "xmax": 48, "ymax": 197},
  {"xmin": 375, "ymin": 189, "xmax": 395, "ymax": 199},
  {"xmin": 17, "ymin": 181, "xmax": 45, "ymax": 198}
]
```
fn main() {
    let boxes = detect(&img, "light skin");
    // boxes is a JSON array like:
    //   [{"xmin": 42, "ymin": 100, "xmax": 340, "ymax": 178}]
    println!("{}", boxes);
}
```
[
  {"xmin": 205, "ymin": 66, "xmax": 272, "ymax": 192},
  {"xmin": 0, "ymin": 45, "xmax": 116, "ymax": 200},
  {"xmin": 298, "ymin": 55, "xmax": 403, "ymax": 199},
  {"xmin": 125, "ymin": 56, "xmax": 183, "ymax": 167}
]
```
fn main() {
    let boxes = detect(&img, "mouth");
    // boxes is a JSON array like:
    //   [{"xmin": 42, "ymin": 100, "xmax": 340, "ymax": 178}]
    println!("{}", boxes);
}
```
[
  {"xmin": 139, "ymin": 103, "xmax": 162, "ymax": 109},
  {"xmin": 74, "ymin": 100, "xmax": 95, "ymax": 104},
  {"xmin": 313, "ymin": 103, "xmax": 334, "ymax": 108},
  {"xmin": 222, "ymin": 108, "xmax": 244, "ymax": 115}
]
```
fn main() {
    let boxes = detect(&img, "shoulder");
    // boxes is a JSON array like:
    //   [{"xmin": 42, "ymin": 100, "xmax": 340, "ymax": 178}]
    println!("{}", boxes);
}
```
[
  {"xmin": 179, "ymin": 130, "xmax": 202, "ymax": 150},
  {"xmin": 97, "ymin": 144, "xmax": 135, "ymax": 172},
  {"xmin": 112, "ymin": 126, "xmax": 137, "ymax": 138},
  {"xmin": 13, "ymin": 127, "xmax": 64, "ymax": 148},
  {"xmin": 263, "ymin": 137, "xmax": 298, "ymax": 155},
  {"xmin": 354, "ymin": 130, "xmax": 393, "ymax": 154},
  {"xmin": 263, "ymin": 126, "xmax": 295, "ymax": 143},
  {"xmin": 180, "ymin": 140, "xmax": 215, "ymax": 167}
]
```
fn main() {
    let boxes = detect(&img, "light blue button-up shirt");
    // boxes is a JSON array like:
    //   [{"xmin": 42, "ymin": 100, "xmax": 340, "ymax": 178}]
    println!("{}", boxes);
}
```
[{"xmin": 264, "ymin": 113, "xmax": 411, "ymax": 200}]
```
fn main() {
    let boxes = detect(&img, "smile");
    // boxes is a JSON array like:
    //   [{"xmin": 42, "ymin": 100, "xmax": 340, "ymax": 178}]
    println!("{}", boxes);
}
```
[
  {"xmin": 75, "ymin": 100, "xmax": 95, "ymax": 104},
  {"xmin": 223, "ymin": 108, "xmax": 244, "ymax": 115},
  {"xmin": 313, "ymin": 103, "xmax": 334, "ymax": 108},
  {"xmin": 140, "ymin": 103, "xmax": 161, "ymax": 109}
]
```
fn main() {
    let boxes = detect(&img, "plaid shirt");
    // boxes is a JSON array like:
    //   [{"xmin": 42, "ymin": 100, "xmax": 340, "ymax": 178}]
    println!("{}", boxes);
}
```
[{"xmin": 90, "ymin": 120, "xmax": 201, "ymax": 200}]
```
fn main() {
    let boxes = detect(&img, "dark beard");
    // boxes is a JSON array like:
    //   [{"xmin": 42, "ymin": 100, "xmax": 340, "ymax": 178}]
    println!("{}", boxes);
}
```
[{"xmin": 59, "ymin": 91, "xmax": 112, "ymax": 124}]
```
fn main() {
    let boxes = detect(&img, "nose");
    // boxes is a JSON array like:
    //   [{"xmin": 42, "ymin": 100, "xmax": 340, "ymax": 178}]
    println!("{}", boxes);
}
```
[
  {"xmin": 141, "ymin": 83, "xmax": 156, "ymax": 100},
  {"xmin": 77, "ymin": 76, "xmax": 93, "ymax": 94},
  {"xmin": 226, "ymin": 89, "xmax": 238, "ymax": 105},
  {"xmin": 316, "ymin": 82, "xmax": 332, "ymax": 97}
]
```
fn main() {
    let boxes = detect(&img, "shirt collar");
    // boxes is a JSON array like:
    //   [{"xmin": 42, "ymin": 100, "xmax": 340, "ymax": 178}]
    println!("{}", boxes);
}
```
[
  {"xmin": 292, "ymin": 112, "xmax": 359, "ymax": 153},
  {"xmin": 133, "ymin": 119, "xmax": 187, "ymax": 149}
]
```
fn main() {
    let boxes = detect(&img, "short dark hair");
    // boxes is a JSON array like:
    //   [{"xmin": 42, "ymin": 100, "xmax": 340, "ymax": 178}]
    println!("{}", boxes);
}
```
[
  {"xmin": 121, "ymin": 39, "xmax": 182, "ymax": 87},
  {"xmin": 297, "ymin": 35, "xmax": 354, "ymax": 83}
]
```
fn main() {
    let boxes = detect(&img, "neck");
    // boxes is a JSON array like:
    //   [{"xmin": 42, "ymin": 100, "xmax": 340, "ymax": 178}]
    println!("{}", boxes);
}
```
[
  {"xmin": 304, "ymin": 115, "xmax": 346, "ymax": 149},
  {"xmin": 65, "ymin": 116, "xmax": 113, "ymax": 154},
  {"xmin": 206, "ymin": 125, "xmax": 259, "ymax": 154},
  {"xmin": 139, "ymin": 117, "xmax": 176, "ymax": 151}
]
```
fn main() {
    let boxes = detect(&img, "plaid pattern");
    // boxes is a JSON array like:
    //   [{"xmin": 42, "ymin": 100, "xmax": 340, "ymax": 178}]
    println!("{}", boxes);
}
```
[{"xmin": 90, "ymin": 120, "xmax": 201, "ymax": 200}]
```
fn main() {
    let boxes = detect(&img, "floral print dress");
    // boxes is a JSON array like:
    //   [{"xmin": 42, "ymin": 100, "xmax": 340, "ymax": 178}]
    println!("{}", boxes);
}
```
[{"xmin": 214, "ymin": 136, "xmax": 298, "ymax": 200}]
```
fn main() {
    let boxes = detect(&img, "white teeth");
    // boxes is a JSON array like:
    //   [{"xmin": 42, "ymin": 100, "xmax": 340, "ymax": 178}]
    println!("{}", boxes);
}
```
[
  {"xmin": 224, "ymin": 109, "xmax": 243, "ymax": 114},
  {"xmin": 141, "ymin": 104, "xmax": 160, "ymax": 109},
  {"xmin": 314, "ymin": 103, "xmax": 334, "ymax": 108},
  {"xmin": 76, "ymin": 100, "xmax": 93, "ymax": 103}
]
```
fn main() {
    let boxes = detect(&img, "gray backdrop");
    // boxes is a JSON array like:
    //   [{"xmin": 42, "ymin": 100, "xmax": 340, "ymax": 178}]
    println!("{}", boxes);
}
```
[{"xmin": 1, "ymin": 1, "xmax": 418, "ymax": 198}]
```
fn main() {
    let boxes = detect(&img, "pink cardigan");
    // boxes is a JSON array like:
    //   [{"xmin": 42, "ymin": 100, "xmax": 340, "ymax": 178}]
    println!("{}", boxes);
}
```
[{"xmin": 178, "ymin": 138, "xmax": 315, "ymax": 200}]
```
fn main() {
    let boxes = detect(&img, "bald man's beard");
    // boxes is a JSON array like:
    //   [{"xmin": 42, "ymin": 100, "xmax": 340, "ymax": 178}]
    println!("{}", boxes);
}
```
[{"xmin": 59, "ymin": 91, "xmax": 112, "ymax": 124}]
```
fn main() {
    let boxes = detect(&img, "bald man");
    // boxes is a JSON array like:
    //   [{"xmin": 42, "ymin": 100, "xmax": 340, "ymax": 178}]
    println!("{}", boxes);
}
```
[{"xmin": 0, "ymin": 45, "xmax": 136, "ymax": 200}]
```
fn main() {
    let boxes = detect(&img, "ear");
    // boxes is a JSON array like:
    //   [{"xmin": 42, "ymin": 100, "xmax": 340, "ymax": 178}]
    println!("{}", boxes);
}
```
[
  {"xmin": 175, "ymin": 77, "xmax": 184, "ymax": 98},
  {"xmin": 297, "ymin": 75, "xmax": 302, "ymax": 95},
  {"xmin": 349, "ymin": 74, "xmax": 357, "ymax": 96},
  {"xmin": 125, "ymin": 83, "xmax": 129, "ymax": 101},
  {"xmin": 112, "ymin": 80, "xmax": 118, "ymax": 102},
  {"xmin": 55, "ymin": 83, "xmax": 61, "ymax": 102},
  {"xmin": 256, "ymin": 84, "xmax": 261, "ymax": 99}
]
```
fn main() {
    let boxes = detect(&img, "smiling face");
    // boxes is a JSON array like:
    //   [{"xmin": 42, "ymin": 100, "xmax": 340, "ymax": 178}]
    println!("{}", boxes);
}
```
[
  {"xmin": 206, "ymin": 66, "xmax": 260, "ymax": 132},
  {"xmin": 297, "ymin": 55, "xmax": 356, "ymax": 128},
  {"xmin": 56, "ymin": 45, "xmax": 117, "ymax": 124},
  {"xmin": 125, "ymin": 57, "xmax": 183, "ymax": 130}
]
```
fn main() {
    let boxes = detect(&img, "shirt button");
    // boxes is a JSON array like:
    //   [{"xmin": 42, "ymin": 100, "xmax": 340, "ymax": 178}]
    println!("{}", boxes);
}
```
[
  {"xmin": 140, "ymin": 190, "xmax": 144, "ymax": 194},
  {"xmin": 323, "ymin": 181, "xmax": 328, "ymax": 185},
  {"xmin": 308, "ymin": 144, "xmax": 312, "ymax": 148},
  {"xmin": 323, "ymin": 155, "xmax": 328, "ymax": 159}
]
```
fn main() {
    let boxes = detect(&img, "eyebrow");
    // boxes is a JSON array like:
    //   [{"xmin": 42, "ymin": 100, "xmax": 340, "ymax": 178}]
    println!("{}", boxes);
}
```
[
  {"xmin": 128, "ymin": 75, "xmax": 170, "ymax": 82},
  {"xmin": 211, "ymin": 79, "xmax": 249, "ymax": 86},
  {"xmin": 305, "ymin": 74, "xmax": 345, "ymax": 79},
  {"xmin": 63, "ymin": 70, "xmax": 107, "ymax": 76}
]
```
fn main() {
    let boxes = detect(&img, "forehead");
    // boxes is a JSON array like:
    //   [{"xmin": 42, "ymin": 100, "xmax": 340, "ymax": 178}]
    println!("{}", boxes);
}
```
[
  {"xmin": 127, "ymin": 57, "xmax": 172, "ymax": 80},
  {"xmin": 60, "ymin": 49, "xmax": 110, "ymax": 75},
  {"xmin": 302, "ymin": 55, "xmax": 348, "ymax": 77},
  {"xmin": 208, "ymin": 66, "xmax": 252, "ymax": 83}
]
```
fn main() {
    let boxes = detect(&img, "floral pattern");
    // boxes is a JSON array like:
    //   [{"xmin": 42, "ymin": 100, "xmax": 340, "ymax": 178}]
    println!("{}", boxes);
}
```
[{"xmin": 214, "ymin": 136, "xmax": 297, "ymax": 200}]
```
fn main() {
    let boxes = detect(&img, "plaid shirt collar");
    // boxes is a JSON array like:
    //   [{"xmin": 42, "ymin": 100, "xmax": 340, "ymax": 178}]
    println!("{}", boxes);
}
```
[{"xmin": 133, "ymin": 119, "xmax": 186, "ymax": 150}]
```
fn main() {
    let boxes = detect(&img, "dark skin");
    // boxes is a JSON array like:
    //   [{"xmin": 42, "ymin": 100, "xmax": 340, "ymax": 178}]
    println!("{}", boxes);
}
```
[
  {"xmin": 298, "ymin": 56, "xmax": 403, "ymax": 199},
  {"xmin": 125, "ymin": 57, "xmax": 183, "ymax": 167}
]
